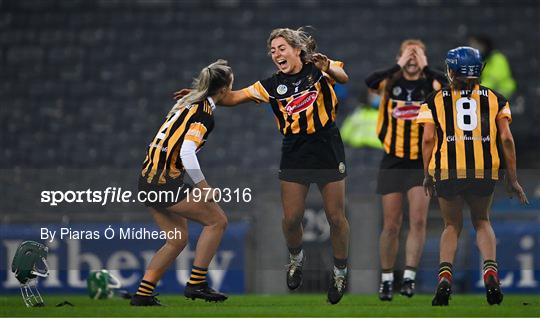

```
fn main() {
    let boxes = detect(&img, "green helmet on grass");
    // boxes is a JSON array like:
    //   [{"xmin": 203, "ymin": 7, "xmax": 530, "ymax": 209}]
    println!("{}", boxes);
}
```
[
  {"xmin": 11, "ymin": 241, "xmax": 49, "ymax": 307},
  {"xmin": 87, "ymin": 269, "xmax": 122, "ymax": 299}
]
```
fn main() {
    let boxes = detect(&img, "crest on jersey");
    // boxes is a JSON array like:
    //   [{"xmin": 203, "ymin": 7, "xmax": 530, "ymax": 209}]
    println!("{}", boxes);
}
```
[
  {"xmin": 285, "ymin": 90, "xmax": 318, "ymax": 115},
  {"xmin": 277, "ymin": 84, "xmax": 288, "ymax": 95},
  {"xmin": 392, "ymin": 86, "xmax": 402, "ymax": 96}
]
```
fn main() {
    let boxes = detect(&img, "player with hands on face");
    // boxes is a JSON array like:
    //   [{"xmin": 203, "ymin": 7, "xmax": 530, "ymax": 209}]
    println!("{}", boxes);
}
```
[{"xmin": 365, "ymin": 39, "xmax": 446, "ymax": 301}]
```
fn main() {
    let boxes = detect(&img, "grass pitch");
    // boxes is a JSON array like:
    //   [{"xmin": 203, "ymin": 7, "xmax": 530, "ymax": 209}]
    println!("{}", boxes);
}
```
[{"xmin": 1, "ymin": 294, "xmax": 539, "ymax": 317}]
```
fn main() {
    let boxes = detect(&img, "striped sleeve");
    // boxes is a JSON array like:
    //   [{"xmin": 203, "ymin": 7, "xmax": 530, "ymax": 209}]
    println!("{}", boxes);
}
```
[
  {"xmin": 416, "ymin": 103, "xmax": 434, "ymax": 124},
  {"xmin": 497, "ymin": 102, "xmax": 512, "ymax": 123},
  {"xmin": 492, "ymin": 88, "xmax": 512, "ymax": 123},
  {"xmin": 242, "ymin": 81, "xmax": 270, "ymax": 104},
  {"xmin": 184, "ymin": 122, "xmax": 208, "ymax": 147},
  {"xmin": 184, "ymin": 109, "xmax": 212, "ymax": 147}
]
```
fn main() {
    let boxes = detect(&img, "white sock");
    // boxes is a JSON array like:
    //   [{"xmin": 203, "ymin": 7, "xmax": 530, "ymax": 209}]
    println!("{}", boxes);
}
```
[
  {"xmin": 334, "ymin": 266, "xmax": 348, "ymax": 277},
  {"xmin": 403, "ymin": 269, "xmax": 416, "ymax": 281},
  {"xmin": 382, "ymin": 272, "xmax": 394, "ymax": 282},
  {"xmin": 290, "ymin": 249, "xmax": 304, "ymax": 262}
]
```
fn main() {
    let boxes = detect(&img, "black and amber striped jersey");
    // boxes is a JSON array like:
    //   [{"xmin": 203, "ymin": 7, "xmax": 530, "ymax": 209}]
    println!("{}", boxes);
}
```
[
  {"xmin": 243, "ymin": 61, "xmax": 343, "ymax": 135},
  {"xmin": 141, "ymin": 97, "xmax": 215, "ymax": 185},
  {"xmin": 417, "ymin": 84, "xmax": 512, "ymax": 181},
  {"xmin": 366, "ymin": 65, "xmax": 445, "ymax": 160}
]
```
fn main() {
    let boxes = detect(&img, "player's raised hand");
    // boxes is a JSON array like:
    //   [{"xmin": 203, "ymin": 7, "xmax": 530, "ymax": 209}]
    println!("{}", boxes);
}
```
[
  {"xmin": 505, "ymin": 175, "xmax": 529, "ymax": 205},
  {"xmin": 414, "ymin": 47, "xmax": 428, "ymax": 70},
  {"xmin": 173, "ymin": 88, "xmax": 191, "ymax": 100},
  {"xmin": 397, "ymin": 47, "xmax": 414, "ymax": 68},
  {"xmin": 312, "ymin": 53, "xmax": 330, "ymax": 72}
]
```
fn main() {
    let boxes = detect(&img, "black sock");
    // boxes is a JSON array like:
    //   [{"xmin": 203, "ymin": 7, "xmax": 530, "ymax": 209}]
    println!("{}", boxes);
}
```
[
  {"xmin": 288, "ymin": 245, "xmax": 302, "ymax": 255},
  {"xmin": 334, "ymin": 257, "xmax": 348, "ymax": 270}
]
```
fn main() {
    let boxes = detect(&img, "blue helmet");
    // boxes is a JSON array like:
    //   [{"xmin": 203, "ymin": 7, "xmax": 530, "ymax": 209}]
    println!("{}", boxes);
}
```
[{"xmin": 445, "ymin": 46, "xmax": 483, "ymax": 78}]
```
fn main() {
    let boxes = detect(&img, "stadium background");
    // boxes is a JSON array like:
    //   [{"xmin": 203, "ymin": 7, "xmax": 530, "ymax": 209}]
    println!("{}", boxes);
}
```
[{"xmin": 1, "ymin": 0, "xmax": 539, "ymax": 297}]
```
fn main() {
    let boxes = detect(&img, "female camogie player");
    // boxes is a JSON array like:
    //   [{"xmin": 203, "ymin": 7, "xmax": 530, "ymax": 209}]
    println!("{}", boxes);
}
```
[
  {"xmin": 176, "ymin": 27, "xmax": 350, "ymax": 304},
  {"xmin": 365, "ymin": 39, "xmax": 446, "ymax": 300},
  {"xmin": 417, "ymin": 46, "xmax": 528, "ymax": 306},
  {"xmin": 131, "ymin": 60, "xmax": 233, "ymax": 306}
]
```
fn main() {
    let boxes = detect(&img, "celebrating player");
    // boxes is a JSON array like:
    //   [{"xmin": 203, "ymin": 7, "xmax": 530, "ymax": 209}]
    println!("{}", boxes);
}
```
[
  {"xmin": 131, "ymin": 60, "xmax": 233, "ymax": 306},
  {"xmin": 417, "ymin": 47, "xmax": 528, "ymax": 306},
  {"xmin": 365, "ymin": 39, "xmax": 446, "ymax": 300},
  {"xmin": 176, "ymin": 27, "xmax": 350, "ymax": 304}
]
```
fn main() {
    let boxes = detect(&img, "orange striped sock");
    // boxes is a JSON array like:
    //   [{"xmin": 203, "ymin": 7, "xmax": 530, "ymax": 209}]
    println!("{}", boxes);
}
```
[
  {"xmin": 187, "ymin": 265, "xmax": 208, "ymax": 286},
  {"xmin": 135, "ymin": 279, "xmax": 155, "ymax": 296}
]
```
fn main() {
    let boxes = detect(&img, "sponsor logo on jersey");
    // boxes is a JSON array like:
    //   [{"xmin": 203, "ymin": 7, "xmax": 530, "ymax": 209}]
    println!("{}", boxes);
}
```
[
  {"xmin": 446, "ymin": 135, "xmax": 491, "ymax": 142},
  {"xmin": 285, "ymin": 90, "xmax": 318, "ymax": 115},
  {"xmin": 149, "ymin": 143, "xmax": 168, "ymax": 152},
  {"xmin": 392, "ymin": 104, "xmax": 421, "ymax": 120}
]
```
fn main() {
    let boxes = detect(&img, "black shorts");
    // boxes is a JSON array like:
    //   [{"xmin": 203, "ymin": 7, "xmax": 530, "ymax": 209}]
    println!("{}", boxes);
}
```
[
  {"xmin": 138, "ymin": 176, "xmax": 192, "ymax": 209},
  {"xmin": 435, "ymin": 179, "xmax": 496, "ymax": 200},
  {"xmin": 376, "ymin": 153, "xmax": 424, "ymax": 195},
  {"xmin": 279, "ymin": 124, "xmax": 347, "ymax": 185}
]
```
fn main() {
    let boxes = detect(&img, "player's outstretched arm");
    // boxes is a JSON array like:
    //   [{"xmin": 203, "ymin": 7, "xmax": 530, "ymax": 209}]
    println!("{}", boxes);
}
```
[
  {"xmin": 497, "ymin": 117, "xmax": 529, "ymax": 205},
  {"xmin": 173, "ymin": 88, "xmax": 250, "ymax": 107},
  {"xmin": 219, "ymin": 89, "xmax": 251, "ymax": 106}
]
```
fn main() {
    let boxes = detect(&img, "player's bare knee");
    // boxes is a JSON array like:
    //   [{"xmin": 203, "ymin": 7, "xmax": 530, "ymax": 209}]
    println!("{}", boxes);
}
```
[
  {"xmin": 471, "ymin": 217, "xmax": 490, "ymax": 231},
  {"xmin": 327, "ymin": 212, "xmax": 347, "ymax": 230},
  {"xmin": 166, "ymin": 236, "xmax": 187, "ymax": 252},
  {"xmin": 217, "ymin": 212, "xmax": 228, "ymax": 230},
  {"xmin": 382, "ymin": 222, "xmax": 401, "ymax": 238},
  {"xmin": 444, "ymin": 221, "xmax": 462, "ymax": 235},
  {"xmin": 208, "ymin": 209, "xmax": 228, "ymax": 231},
  {"xmin": 282, "ymin": 213, "xmax": 303, "ymax": 230},
  {"xmin": 409, "ymin": 217, "xmax": 427, "ymax": 232}
]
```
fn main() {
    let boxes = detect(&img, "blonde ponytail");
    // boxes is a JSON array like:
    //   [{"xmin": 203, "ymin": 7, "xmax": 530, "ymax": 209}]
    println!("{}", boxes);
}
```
[{"xmin": 169, "ymin": 59, "xmax": 232, "ymax": 116}]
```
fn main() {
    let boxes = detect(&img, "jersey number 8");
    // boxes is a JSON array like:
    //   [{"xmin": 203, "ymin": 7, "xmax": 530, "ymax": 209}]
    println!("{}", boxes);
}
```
[{"xmin": 456, "ymin": 97, "xmax": 478, "ymax": 131}]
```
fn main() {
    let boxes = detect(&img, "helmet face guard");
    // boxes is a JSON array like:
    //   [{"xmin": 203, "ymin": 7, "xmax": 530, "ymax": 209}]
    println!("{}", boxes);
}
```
[
  {"xmin": 20, "ymin": 278, "xmax": 46, "ymax": 307},
  {"xmin": 445, "ymin": 46, "xmax": 484, "ymax": 80},
  {"xmin": 11, "ymin": 241, "xmax": 49, "ymax": 307},
  {"xmin": 87, "ymin": 270, "xmax": 122, "ymax": 299}
]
